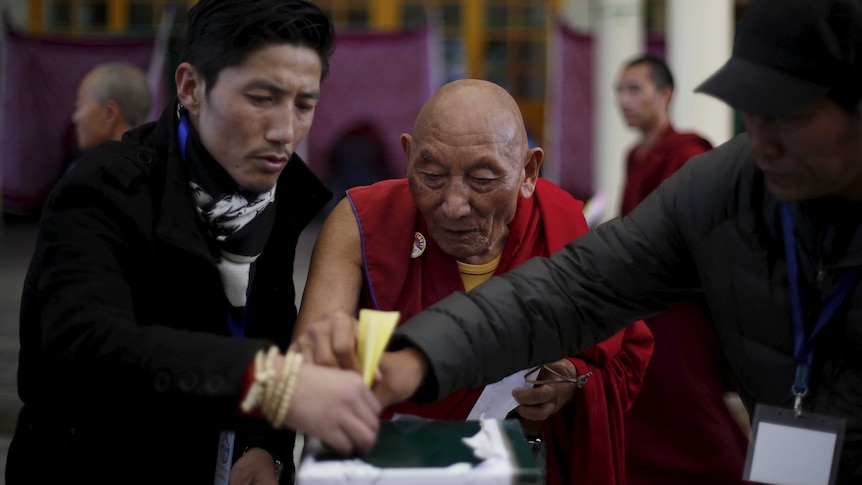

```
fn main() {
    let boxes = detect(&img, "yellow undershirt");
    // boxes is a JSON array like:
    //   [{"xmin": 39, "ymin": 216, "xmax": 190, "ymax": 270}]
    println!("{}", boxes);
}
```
[{"xmin": 457, "ymin": 254, "xmax": 503, "ymax": 292}]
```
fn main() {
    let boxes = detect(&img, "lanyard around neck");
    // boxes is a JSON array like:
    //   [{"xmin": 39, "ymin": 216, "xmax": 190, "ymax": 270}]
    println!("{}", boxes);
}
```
[
  {"xmin": 178, "ymin": 111, "xmax": 190, "ymax": 162},
  {"xmin": 781, "ymin": 202, "xmax": 860, "ymax": 414},
  {"xmin": 177, "ymin": 109, "xmax": 249, "ymax": 338}
]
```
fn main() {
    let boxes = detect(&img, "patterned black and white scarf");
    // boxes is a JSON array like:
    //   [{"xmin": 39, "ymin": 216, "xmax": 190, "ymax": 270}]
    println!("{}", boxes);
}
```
[{"xmin": 183, "ymin": 124, "xmax": 276, "ymax": 309}]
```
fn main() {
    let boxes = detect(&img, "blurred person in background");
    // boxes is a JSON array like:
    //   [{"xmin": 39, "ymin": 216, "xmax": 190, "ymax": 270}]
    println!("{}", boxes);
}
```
[
  {"xmin": 65, "ymin": 62, "xmax": 151, "ymax": 174},
  {"xmin": 615, "ymin": 54, "xmax": 748, "ymax": 485}
]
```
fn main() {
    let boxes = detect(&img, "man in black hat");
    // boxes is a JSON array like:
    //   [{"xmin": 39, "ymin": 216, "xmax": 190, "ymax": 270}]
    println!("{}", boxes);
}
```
[{"xmin": 295, "ymin": 0, "xmax": 862, "ymax": 483}]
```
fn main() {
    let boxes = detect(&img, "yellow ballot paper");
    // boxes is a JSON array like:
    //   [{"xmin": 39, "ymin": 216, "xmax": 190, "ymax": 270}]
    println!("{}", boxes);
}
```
[{"xmin": 356, "ymin": 309, "xmax": 400, "ymax": 387}]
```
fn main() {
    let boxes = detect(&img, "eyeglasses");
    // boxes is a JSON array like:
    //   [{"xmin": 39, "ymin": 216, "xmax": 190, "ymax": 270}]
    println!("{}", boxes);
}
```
[{"xmin": 524, "ymin": 364, "xmax": 593, "ymax": 388}]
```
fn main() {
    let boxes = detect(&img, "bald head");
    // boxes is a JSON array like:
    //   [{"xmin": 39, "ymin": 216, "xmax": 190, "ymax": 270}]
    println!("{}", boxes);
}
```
[
  {"xmin": 403, "ymin": 79, "xmax": 543, "ymax": 265},
  {"xmin": 411, "ymin": 79, "xmax": 528, "ymax": 155}
]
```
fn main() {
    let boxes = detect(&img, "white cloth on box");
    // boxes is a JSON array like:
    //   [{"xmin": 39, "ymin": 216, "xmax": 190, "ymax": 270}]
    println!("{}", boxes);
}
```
[
  {"xmin": 463, "ymin": 419, "xmax": 512, "ymax": 463},
  {"xmin": 296, "ymin": 420, "xmax": 516, "ymax": 485}
]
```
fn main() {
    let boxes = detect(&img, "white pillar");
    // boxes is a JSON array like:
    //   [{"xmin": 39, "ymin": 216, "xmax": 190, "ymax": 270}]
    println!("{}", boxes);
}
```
[
  {"xmin": 667, "ymin": 0, "xmax": 734, "ymax": 148},
  {"xmin": 561, "ymin": 0, "xmax": 591, "ymax": 31},
  {"xmin": 593, "ymin": 0, "xmax": 643, "ymax": 221},
  {"xmin": 6, "ymin": 1, "xmax": 28, "ymax": 26}
]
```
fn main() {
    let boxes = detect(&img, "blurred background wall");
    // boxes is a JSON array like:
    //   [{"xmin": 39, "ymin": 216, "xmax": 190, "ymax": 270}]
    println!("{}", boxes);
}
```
[{"xmin": 1, "ymin": 0, "xmax": 751, "ymax": 222}]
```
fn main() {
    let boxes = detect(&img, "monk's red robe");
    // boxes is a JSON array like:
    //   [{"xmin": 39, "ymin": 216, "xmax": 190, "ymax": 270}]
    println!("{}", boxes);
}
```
[
  {"xmin": 621, "ymin": 125, "xmax": 713, "ymax": 216},
  {"xmin": 348, "ymin": 178, "xmax": 654, "ymax": 485},
  {"xmin": 621, "ymin": 125, "xmax": 749, "ymax": 485}
]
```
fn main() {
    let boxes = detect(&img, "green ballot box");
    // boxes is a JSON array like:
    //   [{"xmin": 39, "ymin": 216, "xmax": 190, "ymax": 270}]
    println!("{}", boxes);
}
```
[{"xmin": 297, "ymin": 419, "xmax": 541, "ymax": 485}]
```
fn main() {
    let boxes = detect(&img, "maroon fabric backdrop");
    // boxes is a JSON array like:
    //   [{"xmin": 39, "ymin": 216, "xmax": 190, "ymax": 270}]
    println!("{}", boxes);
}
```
[
  {"xmin": 1, "ymin": 26, "xmax": 165, "ymax": 215},
  {"xmin": 545, "ymin": 21, "xmax": 664, "ymax": 202},
  {"xmin": 1, "ymin": 26, "xmax": 438, "ymax": 215},
  {"xmin": 545, "ymin": 24, "xmax": 593, "ymax": 202},
  {"xmin": 306, "ymin": 28, "xmax": 441, "ymax": 184}
]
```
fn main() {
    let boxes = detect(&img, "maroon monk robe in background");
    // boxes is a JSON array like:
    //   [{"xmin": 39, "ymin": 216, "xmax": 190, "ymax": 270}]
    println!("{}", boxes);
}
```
[{"xmin": 621, "ymin": 125, "xmax": 750, "ymax": 485}]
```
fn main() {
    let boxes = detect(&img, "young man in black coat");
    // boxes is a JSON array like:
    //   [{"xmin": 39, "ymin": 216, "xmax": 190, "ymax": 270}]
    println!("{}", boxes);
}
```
[{"xmin": 6, "ymin": 1, "xmax": 380, "ymax": 484}]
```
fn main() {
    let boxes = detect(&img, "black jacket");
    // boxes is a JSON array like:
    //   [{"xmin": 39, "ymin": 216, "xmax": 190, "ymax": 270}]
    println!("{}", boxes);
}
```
[
  {"xmin": 7, "ymin": 103, "xmax": 330, "ymax": 484},
  {"xmin": 394, "ymin": 133, "xmax": 862, "ymax": 483}
]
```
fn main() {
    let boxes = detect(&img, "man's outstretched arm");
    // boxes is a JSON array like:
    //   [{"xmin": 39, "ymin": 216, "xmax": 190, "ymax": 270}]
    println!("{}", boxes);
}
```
[{"xmin": 383, "ymin": 167, "xmax": 703, "ymax": 403}]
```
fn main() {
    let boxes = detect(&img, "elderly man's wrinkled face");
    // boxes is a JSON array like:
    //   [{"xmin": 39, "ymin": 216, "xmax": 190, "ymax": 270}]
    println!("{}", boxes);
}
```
[
  {"xmin": 744, "ymin": 97, "xmax": 862, "ymax": 202},
  {"xmin": 406, "ymin": 127, "xmax": 525, "ymax": 265}
]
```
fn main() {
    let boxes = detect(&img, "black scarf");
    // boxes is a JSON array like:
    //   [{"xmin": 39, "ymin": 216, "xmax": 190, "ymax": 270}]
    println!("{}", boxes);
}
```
[{"xmin": 182, "ymin": 121, "xmax": 276, "ymax": 308}]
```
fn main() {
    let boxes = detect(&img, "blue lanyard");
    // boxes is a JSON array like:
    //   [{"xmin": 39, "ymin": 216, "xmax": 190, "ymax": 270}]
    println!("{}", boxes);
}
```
[
  {"xmin": 178, "ymin": 111, "xmax": 190, "ymax": 159},
  {"xmin": 178, "ymin": 110, "xmax": 248, "ymax": 338},
  {"xmin": 781, "ymin": 203, "xmax": 860, "ymax": 415},
  {"xmin": 226, "ymin": 307, "xmax": 249, "ymax": 338}
]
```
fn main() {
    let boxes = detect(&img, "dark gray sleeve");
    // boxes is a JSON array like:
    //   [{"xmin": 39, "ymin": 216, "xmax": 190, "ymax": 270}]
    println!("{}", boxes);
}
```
[{"xmin": 390, "ymin": 147, "xmax": 719, "ymax": 401}]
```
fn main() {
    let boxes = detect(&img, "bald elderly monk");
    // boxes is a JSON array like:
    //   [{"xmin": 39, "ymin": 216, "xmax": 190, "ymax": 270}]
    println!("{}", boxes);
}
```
[{"xmin": 293, "ymin": 79, "xmax": 654, "ymax": 485}]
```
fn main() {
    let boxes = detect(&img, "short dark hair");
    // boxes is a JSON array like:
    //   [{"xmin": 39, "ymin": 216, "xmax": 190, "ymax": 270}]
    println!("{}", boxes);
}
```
[
  {"xmin": 183, "ymin": 0, "xmax": 335, "ymax": 94},
  {"xmin": 625, "ymin": 54, "xmax": 675, "ymax": 92}
]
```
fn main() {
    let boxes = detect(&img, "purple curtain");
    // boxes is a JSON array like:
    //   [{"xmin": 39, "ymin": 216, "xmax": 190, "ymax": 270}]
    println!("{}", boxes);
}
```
[
  {"xmin": 306, "ymin": 28, "xmax": 441, "ymax": 184},
  {"xmin": 545, "ymin": 24, "xmax": 594, "ymax": 202},
  {"xmin": 1, "ymin": 26, "xmax": 163, "ymax": 215}
]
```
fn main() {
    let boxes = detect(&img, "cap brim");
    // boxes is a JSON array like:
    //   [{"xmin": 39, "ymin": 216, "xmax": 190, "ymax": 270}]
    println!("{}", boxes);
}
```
[{"xmin": 695, "ymin": 57, "xmax": 831, "ymax": 116}]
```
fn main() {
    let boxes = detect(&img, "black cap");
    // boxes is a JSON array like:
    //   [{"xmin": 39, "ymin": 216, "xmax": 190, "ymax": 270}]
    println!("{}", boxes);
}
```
[{"xmin": 695, "ymin": 0, "xmax": 862, "ymax": 115}]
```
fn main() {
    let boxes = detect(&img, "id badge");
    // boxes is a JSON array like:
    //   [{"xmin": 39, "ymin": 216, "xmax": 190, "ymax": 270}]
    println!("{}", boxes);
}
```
[
  {"xmin": 213, "ymin": 430, "xmax": 235, "ymax": 485},
  {"xmin": 743, "ymin": 404, "xmax": 845, "ymax": 485}
]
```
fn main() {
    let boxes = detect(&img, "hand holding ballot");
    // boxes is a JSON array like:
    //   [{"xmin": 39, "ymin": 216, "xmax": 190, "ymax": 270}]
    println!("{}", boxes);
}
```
[
  {"xmin": 291, "ymin": 311, "xmax": 363, "ymax": 372},
  {"xmin": 356, "ymin": 309, "xmax": 400, "ymax": 387},
  {"xmin": 358, "ymin": 309, "xmax": 430, "ymax": 407},
  {"xmin": 371, "ymin": 348, "xmax": 429, "ymax": 407},
  {"xmin": 290, "ymin": 308, "xmax": 437, "ymax": 466},
  {"xmin": 291, "ymin": 309, "xmax": 430, "ymax": 408},
  {"xmin": 281, "ymin": 363, "xmax": 381, "ymax": 455}
]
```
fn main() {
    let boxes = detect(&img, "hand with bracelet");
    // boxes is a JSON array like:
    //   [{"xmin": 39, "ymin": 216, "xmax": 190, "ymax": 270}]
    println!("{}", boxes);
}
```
[{"xmin": 239, "ymin": 346, "xmax": 381, "ymax": 458}]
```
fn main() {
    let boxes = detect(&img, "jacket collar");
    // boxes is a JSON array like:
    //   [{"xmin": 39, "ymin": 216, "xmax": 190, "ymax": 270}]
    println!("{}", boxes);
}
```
[{"xmin": 129, "ymin": 99, "xmax": 331, "ymax": 263}]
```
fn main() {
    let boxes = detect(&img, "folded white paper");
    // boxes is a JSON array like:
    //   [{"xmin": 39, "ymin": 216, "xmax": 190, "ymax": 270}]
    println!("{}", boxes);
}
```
[{"xmin": 466, "ymin": 368, "xmax": 535, "ymax": 421}]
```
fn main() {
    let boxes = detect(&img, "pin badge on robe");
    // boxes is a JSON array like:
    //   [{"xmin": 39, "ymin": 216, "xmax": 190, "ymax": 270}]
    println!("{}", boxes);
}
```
[{"xmin": 411, "ymin": 232, "xmax": 426, "ymax": 258}]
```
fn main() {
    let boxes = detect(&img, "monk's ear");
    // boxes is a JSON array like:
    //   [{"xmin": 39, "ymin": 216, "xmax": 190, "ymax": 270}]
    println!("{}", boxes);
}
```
[
  {"xmin": 400, "ymin": 133, "xmax": 412, "ymax": 158},
  {"xmin": 520, "ymin": 147, "xmax": 543, "ymax": 198}
]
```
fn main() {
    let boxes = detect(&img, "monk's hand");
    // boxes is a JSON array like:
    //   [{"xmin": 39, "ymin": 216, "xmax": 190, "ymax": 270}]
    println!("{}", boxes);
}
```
[
  {"xmin": 291, "ymin": 311, "xmax": 360, "ymax": 372},
  {"xmin": 511, "ymin": 359, "xmax": 579, "ymax": 421},
  {"xmin": 372, "ymin": 348, "xmax": 429, "ymax": 407}
]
